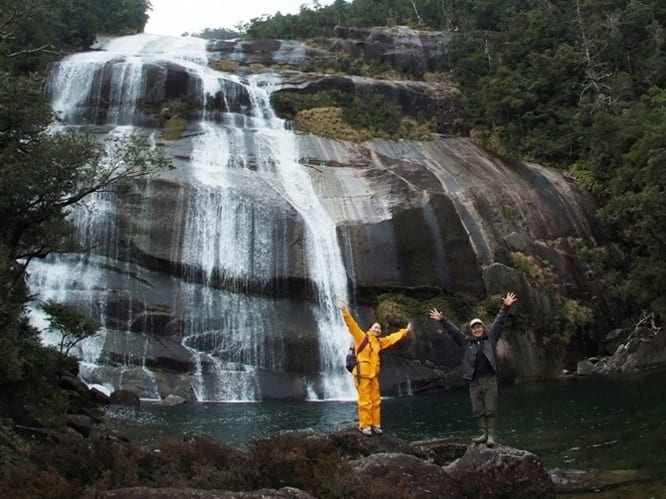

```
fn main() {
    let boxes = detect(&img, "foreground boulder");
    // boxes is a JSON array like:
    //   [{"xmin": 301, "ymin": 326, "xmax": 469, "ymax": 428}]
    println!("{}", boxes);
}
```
[
  {"xmin": 549, "ymin": 468, "xmax": 648, "ymax": 495},
  {"xmin": 444, "ymin": 443, "xmax": 556, "ymax": 498},
  {"xmin": 349, "ymin": 452, "xmax": 461, "ymax": 497},
  {"xmin": 99, "ymin": 487, "xmax": 316, "ymax": 499}
]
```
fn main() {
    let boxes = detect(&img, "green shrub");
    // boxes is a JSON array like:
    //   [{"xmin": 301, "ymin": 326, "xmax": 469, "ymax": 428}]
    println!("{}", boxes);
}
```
[
  {"xmin": 511, "ymin": 252, "xmax": 557, "ymax": 289},
  {"xmin": 34, "ymin": 391, "xmax": 69, "ymax": 428},
  {"xmin": 295, "ymin": 107, "xmax": 373, "ymax": 142},
  {"xmin": 562, "ymin": 299, "xmax": 594, "ymax": 340},
  {"xmin": 271, "ymin": 90, "xmax": 349, "ymax": 119},
  {"xmin": 211, "ymin": 59, "xmax": 240, "ymax": 72},
  {"xmin": 274, "ymin": 89, "xmax": 429, "ymax": 141},
  {"xmin": 247, "ymin": 432, "xmax": 349, "ymax": 498},
  {"xmin": 154, "ymin": 98, "xmax": 195, "ymax": 140},
  {"xmin": 162, "ymin": 116, "xmax": 188, "ymax": 140},
  {"xmin": 342, "ymin": 93, "xmax": 401, "ymax": 136},
  {"xmin": 399, "ymin": 116, "xmax": 433, "ymax": 140},
  {"xmin": 376, "ymin": 298, "xmax": 411, "ymax": 329}
]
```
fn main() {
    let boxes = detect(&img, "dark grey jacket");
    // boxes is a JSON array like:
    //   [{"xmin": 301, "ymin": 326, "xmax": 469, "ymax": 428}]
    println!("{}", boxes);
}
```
[{"xmin": 438, "ymin": 305, "xmax": 509, "ymax": 381}]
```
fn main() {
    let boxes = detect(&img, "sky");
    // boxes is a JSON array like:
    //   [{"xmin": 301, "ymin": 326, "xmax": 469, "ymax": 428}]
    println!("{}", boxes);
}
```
[{"xmin": 144, "ymin": 0, "xmax": 335, "ymax": 36}]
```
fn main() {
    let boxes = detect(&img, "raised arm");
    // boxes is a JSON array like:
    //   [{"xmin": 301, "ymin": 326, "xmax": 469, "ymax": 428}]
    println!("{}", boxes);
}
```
[
  {"xmin": 429, "ymin": 308, "xmax": 466, "ymax": 345},
  {"xmin": 488, "ymin": 292, "xmax": 518, "ymax": 340},
  {"xmin": 379, "ymin": 322, "xmax": 412, "ymax": 350},
  {"xmin": 336, "ymin": 300, "xmax": 366, "ymax": 344},
  {"xmin": 503, "ymin": 292, "xmax": 517, "ymax": 307}
]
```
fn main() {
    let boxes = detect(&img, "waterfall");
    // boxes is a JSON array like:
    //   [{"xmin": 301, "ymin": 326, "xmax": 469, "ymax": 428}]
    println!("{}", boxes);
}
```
[
  {"xmin": 242, "ymin": 74, "xmax": 353, "ymax": 399},
  {"xmin": 27, "ymin": 34, "xmax": 355, "ymax": 401}
]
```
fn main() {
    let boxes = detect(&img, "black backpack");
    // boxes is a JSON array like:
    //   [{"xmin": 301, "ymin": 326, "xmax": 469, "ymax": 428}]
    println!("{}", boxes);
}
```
[{"xmin": 345, "ymin": 335, "xmax": 369, "ymax": 373}]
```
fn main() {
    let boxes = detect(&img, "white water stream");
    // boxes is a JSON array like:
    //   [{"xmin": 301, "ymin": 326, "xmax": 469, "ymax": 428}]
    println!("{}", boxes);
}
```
[{"xmin": 28, "ymin": 34, "xmax": 355, "ymax": 401}]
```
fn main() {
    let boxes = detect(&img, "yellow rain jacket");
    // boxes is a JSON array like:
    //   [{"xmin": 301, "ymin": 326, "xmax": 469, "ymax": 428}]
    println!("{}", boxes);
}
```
[{"xmin": 341, "ymin": 309, "xmax": 409, "ymax": 379}]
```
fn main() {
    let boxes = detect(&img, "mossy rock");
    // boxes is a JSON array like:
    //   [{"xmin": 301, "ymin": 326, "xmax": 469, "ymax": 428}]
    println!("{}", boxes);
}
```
[
  {"xmin": 212, "ymin": 59, "xmax": 240, "ymax": 72},
  {"xmin": 162, "ymin": 115, "xmax": 188, "ymax": 140},
  {"xmin": 295, "ymin": 107, "xmax": 373, "ymax": 142}
]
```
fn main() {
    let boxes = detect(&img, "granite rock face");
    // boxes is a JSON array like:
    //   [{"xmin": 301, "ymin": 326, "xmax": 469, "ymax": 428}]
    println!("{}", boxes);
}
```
[
  {"xmin": 577, "ymin": 326, "xmax": 666, "ymax": 375},
  {"xmin": 330, "ymin": 25, "xmax": 452, "ymax": 77},
  {"xmin": 98, "ymin": 129, "xmax": 607, "ymax": 396},
  {"xmin": 122, "ymin": 135, "xmax": 603, "ymax": 302},
  {"xmin": 36, "ymin": 30, "xmax": 619, "ymax": 400},
  {"xmin": 206, "ymin": 25, "xmax": 451, "ymax": 78}
]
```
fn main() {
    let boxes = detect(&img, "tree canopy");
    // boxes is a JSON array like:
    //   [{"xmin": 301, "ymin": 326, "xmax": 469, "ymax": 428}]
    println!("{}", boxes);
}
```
[{"xmin": 1, "ymin": 0, "xmax": 151, "ymax": 71}]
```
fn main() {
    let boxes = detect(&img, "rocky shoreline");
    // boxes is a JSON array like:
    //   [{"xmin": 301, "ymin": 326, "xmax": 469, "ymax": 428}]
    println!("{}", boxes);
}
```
[
  {"xmin": 574, "ymin": 317, "xmax": 665, "ymax": 377},
  {"xmin": 2, "ymin": 404, "xmax": 646, "ymax": 499},
  {"xmin": 2, "ymin": 367, "xmax": 657, "ymax": 498}
]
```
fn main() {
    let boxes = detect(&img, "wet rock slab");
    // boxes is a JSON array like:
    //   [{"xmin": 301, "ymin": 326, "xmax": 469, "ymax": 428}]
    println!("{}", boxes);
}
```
[{"xmin": 549, "ymin": 467, "xmax": 648, "ymax": 494}]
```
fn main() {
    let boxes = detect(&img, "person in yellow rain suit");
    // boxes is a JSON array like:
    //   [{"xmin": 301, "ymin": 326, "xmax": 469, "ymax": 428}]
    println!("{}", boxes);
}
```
[{"xmin": 336, "ymin": 300, "xmax": 413, "ymax": 436}]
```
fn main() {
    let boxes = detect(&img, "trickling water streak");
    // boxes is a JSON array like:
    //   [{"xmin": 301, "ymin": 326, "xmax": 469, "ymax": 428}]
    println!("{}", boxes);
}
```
[
  {"xmin": 420, "ymin": 192, "xmax": 450, "ymax": 288},
  {"xmin": 106, "ymin": 58, "xmax": 144, "ymax": 124}
]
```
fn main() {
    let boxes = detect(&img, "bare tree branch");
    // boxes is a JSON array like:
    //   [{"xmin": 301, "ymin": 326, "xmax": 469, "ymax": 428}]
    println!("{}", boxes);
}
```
[
  {"xmin": 410, "ymin": 0, "xmax": 423, "ymax": 26},
  {"xmin": 9, "ymin": 44, "xmax": 58, "ymax": 58}
]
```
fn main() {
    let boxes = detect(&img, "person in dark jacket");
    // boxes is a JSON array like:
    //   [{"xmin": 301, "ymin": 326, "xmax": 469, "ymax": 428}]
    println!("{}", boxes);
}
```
[{"xmin": 429, "ymin": 292, "xmax": 517, "ymax": 446}]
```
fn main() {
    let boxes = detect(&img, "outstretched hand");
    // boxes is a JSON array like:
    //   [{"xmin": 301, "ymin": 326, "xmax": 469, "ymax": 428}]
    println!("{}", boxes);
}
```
[
  {"xmin": 429, "ymin": 308, "xmax": 444, "ymax": 321},
  {"xmin": 406, "ymin": 322, "xmax": 414, "ymax": 334},
  {"xmin": 336, "ymin": 300, "xmax": 347, "ymax": 312},
  {"xmin": 503, "ymin": 292, "xmax": 518, "ymax": 307}
]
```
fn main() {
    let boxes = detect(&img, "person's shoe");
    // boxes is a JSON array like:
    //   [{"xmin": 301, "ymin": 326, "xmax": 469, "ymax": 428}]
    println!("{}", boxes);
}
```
[
  {"xmin": 486, "ymin": 414, "xmax": 497, "ymax": 447},
  {"xmin": 472, "ymin": 415, "xmax": 488, "ymax": 444},
  {"xmin": 371, "ymin": 426, "xmax": 383, "ymax": 435},
  {"xmin": 472, "ymin": 428, "xmax": 488, "ymax": 444},
  {"xmin": 359, "ymin": 427, "xmax": 373, "ymax": 436}
]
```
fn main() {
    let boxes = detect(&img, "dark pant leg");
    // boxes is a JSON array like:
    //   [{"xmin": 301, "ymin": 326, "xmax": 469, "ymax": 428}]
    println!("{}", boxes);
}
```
[{"xmin": 469, "ymin": 375, "xmax": 498, "ymax": 417}]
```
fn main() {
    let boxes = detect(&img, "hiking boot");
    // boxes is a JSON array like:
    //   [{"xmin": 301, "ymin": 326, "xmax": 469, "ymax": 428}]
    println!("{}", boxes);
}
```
[
  {"xmin": 359, "ymin": 427, "xmax": 373, "ymax": 436},
  {"xmin": 486, "ymin": 415, "xmax": 497, "ymax": 447},
  {"xmin": 472, "ymin": 416, "xmax": 488, "ymax": 444},
  {"xmin": 472, "ymin": 429, "xmax": 488, "ymax": 444},
  {"xmin": 371, "ymin": 426, "xmax": 383, "ymax": 435}
]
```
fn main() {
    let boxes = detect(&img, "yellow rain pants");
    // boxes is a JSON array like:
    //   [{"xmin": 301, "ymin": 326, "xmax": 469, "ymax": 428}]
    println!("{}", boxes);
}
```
[{"xmin": 341, "ymin": 310, "xmax": 409, "ymax": 429}]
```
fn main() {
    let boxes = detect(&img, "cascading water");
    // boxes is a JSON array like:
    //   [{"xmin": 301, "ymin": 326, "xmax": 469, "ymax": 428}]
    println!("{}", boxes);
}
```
[
  {"xmin": 27, "ymin": 34, "xmax": 356, "ymax": 401},
  {"xmin": 242, "ymin": 75, "xmax": 353, "ymax": 398}
]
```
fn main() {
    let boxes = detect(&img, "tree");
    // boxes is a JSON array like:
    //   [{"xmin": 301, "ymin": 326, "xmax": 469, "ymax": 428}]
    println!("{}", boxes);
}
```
[
  {"xmin": 0, "ymin": 69, "xmax": 171, "ymax": 296},
  {"xmin": 41, "ymin": 300, "xmax": 100, "ymax": 381},
  {"xmin": 596, "ymin": 88, "xmax": 666, "ymax": 317},
  {"xmin": 1, "ymin": 0, "xmax": 153, "ymax": 66}
]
